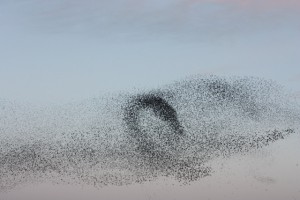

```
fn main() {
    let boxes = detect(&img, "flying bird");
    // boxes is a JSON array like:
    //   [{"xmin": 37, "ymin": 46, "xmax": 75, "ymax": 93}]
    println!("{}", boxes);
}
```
[{"xmin": 0, "ymin": 75, "xmax": 299, "ymax": 191}]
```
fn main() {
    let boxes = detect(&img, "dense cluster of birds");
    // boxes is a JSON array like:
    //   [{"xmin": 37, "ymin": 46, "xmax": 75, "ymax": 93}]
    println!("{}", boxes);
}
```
[{"xmin": 0, "ymin": 75, "xmax": 299, "ymax": 191}]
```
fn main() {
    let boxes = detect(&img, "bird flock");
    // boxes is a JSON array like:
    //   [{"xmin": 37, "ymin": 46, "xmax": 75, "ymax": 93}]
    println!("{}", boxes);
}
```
[{"xmin": 0, "ymin": 75, "xmax": 299, "ymax": 191}]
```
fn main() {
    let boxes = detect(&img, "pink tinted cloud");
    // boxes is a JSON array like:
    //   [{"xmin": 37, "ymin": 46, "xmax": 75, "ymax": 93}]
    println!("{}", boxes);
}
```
[
  {"xmin": 180, "ymin": 0, "xmax": 300, "ymax": 11},
  {"xmin": 122, "ymin": 0, "xmax": 300, "ymax": 28},
  {"xmin": 179, "ymin": 0, "xmax": 300, "ymax": 10}
]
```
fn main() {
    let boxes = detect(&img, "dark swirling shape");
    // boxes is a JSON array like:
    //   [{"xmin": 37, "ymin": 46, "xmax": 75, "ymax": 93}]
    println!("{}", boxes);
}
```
[{"xmin": 123, "ymin": 94, "xmax": 184, "ymax": 161}]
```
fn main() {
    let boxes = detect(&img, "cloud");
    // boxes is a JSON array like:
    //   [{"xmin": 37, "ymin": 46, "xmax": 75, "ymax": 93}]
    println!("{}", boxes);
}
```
[
  {"xmin": 3, "ymin": 0, "xmax": 300, "ymax": 40},
  {"xmin": 181, "ymin": 0, "xmax": 300, "ymax": 10}
]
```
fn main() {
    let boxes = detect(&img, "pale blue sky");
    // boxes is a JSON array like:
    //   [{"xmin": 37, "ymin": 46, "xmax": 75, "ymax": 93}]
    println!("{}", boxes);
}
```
[{"xmin": 0, "ymin": 0, "xmax": 299, "ymax": 104}]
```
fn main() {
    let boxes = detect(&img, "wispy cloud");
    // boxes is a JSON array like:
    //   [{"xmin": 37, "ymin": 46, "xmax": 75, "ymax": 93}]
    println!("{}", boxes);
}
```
[{"xmin": 2, "ymin": 0, "xmax": 300, "ymax": 39}]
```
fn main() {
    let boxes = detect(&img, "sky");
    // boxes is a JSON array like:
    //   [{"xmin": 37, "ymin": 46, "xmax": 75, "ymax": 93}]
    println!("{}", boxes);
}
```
[
  {"xmin": 0, "ymin": 1, "xmax": 300, "ymax": 199},
  {"xmin": 0, "ymin": 0, "xmax": 300, "ymax": 104}
]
